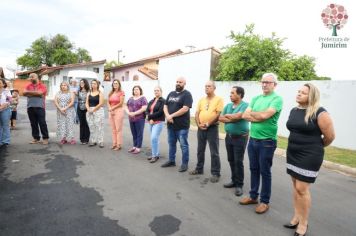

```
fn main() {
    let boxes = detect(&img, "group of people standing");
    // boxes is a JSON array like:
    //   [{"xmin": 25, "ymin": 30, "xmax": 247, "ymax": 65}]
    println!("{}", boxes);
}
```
[{"xmin": 8, "ymin": 71, "xmax": 335, "ymax": 236}]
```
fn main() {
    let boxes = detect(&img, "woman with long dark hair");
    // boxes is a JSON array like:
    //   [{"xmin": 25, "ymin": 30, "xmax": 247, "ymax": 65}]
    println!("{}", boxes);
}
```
[
  {"xmin": 107, "ymin": 79, "xmax": 125, "ymax": 150},
  {"xmin": 77, "ymin": 79, "xmax": 90, "ymax": 144},
  {"xmin": 86, "ymin": 79, "xmax": 105, "ymax": 148}
]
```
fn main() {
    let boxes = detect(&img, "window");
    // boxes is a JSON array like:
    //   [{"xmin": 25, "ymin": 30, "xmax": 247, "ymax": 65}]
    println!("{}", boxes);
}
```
[
  {"xmin": 53, "ymin": 76, "xmax": 56, "ymax": 86},
  {"xmin": 125, "ymin": 71, "xmax": 129, "ymax": 81},
  {"xmin": 93, "ymin": 67, "xmax": 99, "ymax": 73},
  {"xmin": 63, "ymin": 76, "xmax": 68, "ymax": 82}
]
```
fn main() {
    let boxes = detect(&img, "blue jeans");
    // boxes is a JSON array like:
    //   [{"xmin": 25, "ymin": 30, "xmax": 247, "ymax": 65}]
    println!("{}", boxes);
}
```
[
  {"xmin": 0, "ymin": 107, "xmax": 11, "ymax": 144},
  {"xmin": 129, "ymin": 119, "xmax": 145, "ymax": 148},
  {"xmin": 247, "ymin": 138, "xmax": 277, "ymax": 204},
  {"xmin": 150, "ymin": 122, "xmax": 164, "ymax": 157},
  {"xmin": 167, "ymin": 127, "xmax": 189, "ymax": 165}
]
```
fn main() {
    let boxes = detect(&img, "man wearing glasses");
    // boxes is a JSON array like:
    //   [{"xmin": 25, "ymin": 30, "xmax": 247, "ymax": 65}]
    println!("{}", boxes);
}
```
[
  {"xmin": 239, "ymin": 73, "xmax": 283, "ymax": 214},
  {"xmin": 189, "ymin": 80, "xmax": 223, "ymax": 183}
]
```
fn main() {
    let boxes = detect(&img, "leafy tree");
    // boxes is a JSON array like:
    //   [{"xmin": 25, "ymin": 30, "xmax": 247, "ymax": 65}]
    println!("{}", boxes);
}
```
[
  {"xmin": 216, "ymin": 24, "xmax": 324, "ymax": 81},
  {"xmin": 104, "ymin": 60, "xmax": 121, "ymax": 70},
  {"xmin": 17, "ymin": 34, "xmax": 92, "ymax": 69}
]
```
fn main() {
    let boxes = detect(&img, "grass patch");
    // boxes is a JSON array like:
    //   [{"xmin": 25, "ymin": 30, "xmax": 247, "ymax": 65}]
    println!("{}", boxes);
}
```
[{"xmin": 190, "ymin": 118, "xmax": 356, "ymax": 168}]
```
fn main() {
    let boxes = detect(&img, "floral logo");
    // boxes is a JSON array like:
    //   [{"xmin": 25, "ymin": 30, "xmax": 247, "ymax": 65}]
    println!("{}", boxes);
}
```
[{"xmin": 321, "ymin": 4, "xmax": 348, "ymax": 36}]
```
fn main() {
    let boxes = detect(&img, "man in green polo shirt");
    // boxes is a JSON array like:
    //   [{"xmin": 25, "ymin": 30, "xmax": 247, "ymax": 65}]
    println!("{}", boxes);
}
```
[
  {"xmin": 219, "ymin": 86, "xmax": 249, "ymax": 197},
  {"xmin": 239, "ymin": 72, "xmax": 283, "ymax": 214}
]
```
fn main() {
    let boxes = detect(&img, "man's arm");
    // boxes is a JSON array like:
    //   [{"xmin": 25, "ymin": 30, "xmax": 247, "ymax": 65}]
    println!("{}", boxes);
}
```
[
  {"xmin": 23, "ymin": 90, "xmax": 43, "ymax": 97},
  {"xmin": 248, "ymin": 108, "xmax": 277, "ymax": 122}
]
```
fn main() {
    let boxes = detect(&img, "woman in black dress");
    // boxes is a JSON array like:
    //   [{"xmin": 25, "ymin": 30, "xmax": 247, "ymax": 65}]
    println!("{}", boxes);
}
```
[{"xmin": 284, "ymin": 83, "xmax": 335, "ymax": 236}]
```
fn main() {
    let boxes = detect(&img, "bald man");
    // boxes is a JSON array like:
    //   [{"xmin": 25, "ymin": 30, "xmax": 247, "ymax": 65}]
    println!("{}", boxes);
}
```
[{"xmin": 162, "ymin": 77, "xmax": 193, "ymax": 172}]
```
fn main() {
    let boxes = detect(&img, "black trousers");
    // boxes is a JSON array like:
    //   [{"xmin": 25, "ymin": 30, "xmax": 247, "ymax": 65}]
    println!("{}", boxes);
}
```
[
  {"xmin": 27, "ymin": 107, "xmax": 49, "ymax": 140},
  {"xmin": 225, "ymin": 134, "xmax": 248, "ymax": 187},
  {"xmin": 196, "ymin": 125, "xmax": 221, "ymax": 176},
  {"xmin": 77, "ymin": 108, "xmax": 90, "ymax": 143}
]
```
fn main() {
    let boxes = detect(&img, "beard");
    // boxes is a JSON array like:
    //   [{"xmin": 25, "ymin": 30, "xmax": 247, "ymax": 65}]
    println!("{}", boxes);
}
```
[{"xmin": 175, "ymin": 85, "xmax": 184, "ymax": 92}]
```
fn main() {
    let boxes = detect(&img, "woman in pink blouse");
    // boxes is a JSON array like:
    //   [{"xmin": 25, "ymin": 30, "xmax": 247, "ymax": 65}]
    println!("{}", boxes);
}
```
[{"xmin": 107, "ymin": 79, "xmax": 125, "ymax": 150}]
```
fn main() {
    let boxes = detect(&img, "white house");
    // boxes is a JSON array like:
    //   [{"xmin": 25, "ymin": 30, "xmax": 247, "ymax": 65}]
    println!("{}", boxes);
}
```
[{"xmin": 17, "ymin": 60, "xmax": 106, "ymax": 98}]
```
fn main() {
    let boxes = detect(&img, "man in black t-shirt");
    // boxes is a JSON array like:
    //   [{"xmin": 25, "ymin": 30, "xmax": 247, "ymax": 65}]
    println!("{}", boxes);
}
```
[{"xmin": 161, "ymin": 77, "xmax": 193, "ymax": 172}]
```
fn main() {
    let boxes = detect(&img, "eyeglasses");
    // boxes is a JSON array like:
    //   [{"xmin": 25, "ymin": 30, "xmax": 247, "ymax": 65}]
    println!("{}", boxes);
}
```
[{"xmin": 261, "ymin": 81, "xmax": 275, "ymax": 85}]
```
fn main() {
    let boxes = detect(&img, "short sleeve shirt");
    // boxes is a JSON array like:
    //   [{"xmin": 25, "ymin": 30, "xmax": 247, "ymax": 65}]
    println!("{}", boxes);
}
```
[
  {"xmin": 249, "ymin": 92, "xmax": 283, "ymax": 140},
  {"xmin": 197, "ymin": 96, "xmax": 224, "ymax": 124},
  {"xmin": 222, "ymin": 101, "xmax": 249, "ymax": 135},
  {"xmin": 25, "ymin": 82, "xmax": 47, "ymax": 108},
  {"xmin": 165, "ymin": 90, "xmax": 193, "ymax": 130}
]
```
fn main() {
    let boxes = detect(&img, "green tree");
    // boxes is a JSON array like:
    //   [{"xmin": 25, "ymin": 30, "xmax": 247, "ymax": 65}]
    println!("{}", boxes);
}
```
[
  {"xmin": 104, "ymin": 60, "xmax": 121, "ymax": 70},
  {"xmin": 216, "ymin": 24, "xmax": 324, "ymax": 81},
  {"xmin": 17, "ymin": 34, "xmax": 92, "ymax": 69}
]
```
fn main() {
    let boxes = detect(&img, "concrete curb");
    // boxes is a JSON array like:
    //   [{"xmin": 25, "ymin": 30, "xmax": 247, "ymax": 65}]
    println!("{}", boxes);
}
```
[{"xmin": 190, "ymin": 126, "xmax": 356, "ymax": 178}]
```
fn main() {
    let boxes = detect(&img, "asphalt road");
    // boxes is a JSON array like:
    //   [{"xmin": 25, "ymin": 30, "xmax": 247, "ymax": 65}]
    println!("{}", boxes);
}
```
[{"xmin": 1, "ymin": 98, "xmax": 355, "ymax": 236}]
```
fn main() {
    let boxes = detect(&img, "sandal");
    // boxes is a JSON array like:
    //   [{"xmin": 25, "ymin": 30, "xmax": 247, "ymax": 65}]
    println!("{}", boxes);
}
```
[
  {"xmin": 150, "ymin": 157, "xmax": 159, "ymax": 163},
  {"xmin": 111, "ymin": 145, "xmax": 117, "ymax": 150},
  {"xmin": 29, "ymin": 139, "xmax": 40, "ymax": 144}
]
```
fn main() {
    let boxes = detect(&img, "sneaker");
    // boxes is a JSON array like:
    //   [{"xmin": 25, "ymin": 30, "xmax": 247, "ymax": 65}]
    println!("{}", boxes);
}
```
[
  {"xmin": 60, "ymin": 139, "xmax": 67, "ymax": 145},
  {"xmin": 89, "ymin": 142, "xmax": 96, "ymax": 147},
  {"xmin": 161, "ymin": 161, "xmax": 176, "ymax": 168},
  {"xmin": 99, "ymin": 142, "xmax": 104, "ymax": 148},
  {"xmin": 42, "ymin": 139, "xmax": 49, "ymax": 145},
  {"xmin": 132, "ymin": 148, "xmax": 140, "ymax": 154},
  {"xmin": 210, "ymin": 175, "xmax": 220, "ymax": 183},
  {"xmin": 178, "ymin": 164, "xmax": 188, "ymax": 172},
  {"xmin": 81, "ymin": 142, "xmax": 88, "ymax": 145},
  {"xmin": 69, "ymin": 139, "xmax": 76, "ymax": 145}
]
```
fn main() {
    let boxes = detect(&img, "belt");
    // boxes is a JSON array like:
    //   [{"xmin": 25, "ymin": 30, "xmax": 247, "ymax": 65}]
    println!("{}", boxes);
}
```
[
  {"xmin": 226, "ymin": 133, "xmax": 249, "ymax": 138},
  {"xmin": 250, "ymin": 137, "xmax": 274, "ymax": 141}
]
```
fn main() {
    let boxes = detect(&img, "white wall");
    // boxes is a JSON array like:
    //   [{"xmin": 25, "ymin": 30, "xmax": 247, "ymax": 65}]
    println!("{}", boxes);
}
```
[
  {"xmin": 215, "ymin": 80, "xmax": 356, "ymax": 150},
  {"xmin": 158, "ymin": 49, "xmax": 212, "ymax": 100}
]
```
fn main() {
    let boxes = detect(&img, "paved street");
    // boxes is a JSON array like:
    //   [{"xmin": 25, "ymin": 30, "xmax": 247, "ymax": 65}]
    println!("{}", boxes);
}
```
[{"xmin": 1, "ymin": 99, "xmax": 355, "ymax": 236}]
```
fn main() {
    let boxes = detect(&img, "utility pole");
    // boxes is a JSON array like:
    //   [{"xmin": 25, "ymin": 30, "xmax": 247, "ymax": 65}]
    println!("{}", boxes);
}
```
[
  {"xmin": 186, "ymin": 45, "xmax": 196, "ymax": 52},
  {"xmin": 118, "ymin": 50, "xmax": 122, "ymax": 64}
]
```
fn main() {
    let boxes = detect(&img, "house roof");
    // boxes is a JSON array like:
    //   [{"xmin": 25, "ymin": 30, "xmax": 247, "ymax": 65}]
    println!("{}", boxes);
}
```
[
  {"xmin": 16, "ymin": 60, "xmax": 106, "ymax": 76},
  {"xmin": 160, "ymin": 47, "xmax": 221, "ymax": 60},
  {"xmin": 106, "ymin": 49, "xmax": 182, "ymax": 72},
  {"xmin": 0, "ymin": 67, "xmax": 5, "ymax": 78},
  {"xmin": 138, "ymin": 67, "xmax": 158, "ymax": 80}
]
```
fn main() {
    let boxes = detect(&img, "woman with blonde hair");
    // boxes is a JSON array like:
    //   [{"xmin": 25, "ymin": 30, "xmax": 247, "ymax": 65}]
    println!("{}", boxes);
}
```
[
  {"xmin": 107, "ymin": 79, "xmax": 125, "ymax": 150},
  {"xmin": 54, "ymin": 81, "xmax": 76, "ymax": 144},
  {"xmin": 145, "ymin": 86, "xmax": 165, "ymax": 163},
  {"xmin": 284, "ymin": 83, "xmax": 335, "ymax": 236}
]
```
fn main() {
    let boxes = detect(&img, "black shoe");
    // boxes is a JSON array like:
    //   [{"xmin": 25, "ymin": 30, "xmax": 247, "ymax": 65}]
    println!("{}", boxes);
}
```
[
  {"xmin": 284, "ymin": 222, "xmax": 299, "ymax": 229},
  {"xmin": 161, "ymin": 161, "xmax": 176, "ymax": 168},
  {"xmin": 210, "ymin": 175, "xmax": 220, "ymax": 183},
  {"xmin": 235, "ymin": 187, "xmax": 243, "ymax": 196},
  {"xmin": 223, "ymin": 182, "xmax": 236, "ymax": 188},
  {"xmin": 178, "ymin": 165, "xmax": 188, "ymax": 172}
]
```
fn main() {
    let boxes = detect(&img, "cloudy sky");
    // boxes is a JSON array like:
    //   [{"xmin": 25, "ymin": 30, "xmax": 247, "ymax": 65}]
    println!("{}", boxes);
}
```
[{"xmin": 1, "ymin": 0, "xmax": 355, "ymax": 80}]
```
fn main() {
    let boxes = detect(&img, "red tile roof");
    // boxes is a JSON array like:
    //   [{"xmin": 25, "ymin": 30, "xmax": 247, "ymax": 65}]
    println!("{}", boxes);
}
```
[
  {"xmin": 107, "ymin": 49, "xmax": 182, "ymax": 72},
  {"xmin": 138, "ymin": 67, "xmax": 158, "ymax": 80}
]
